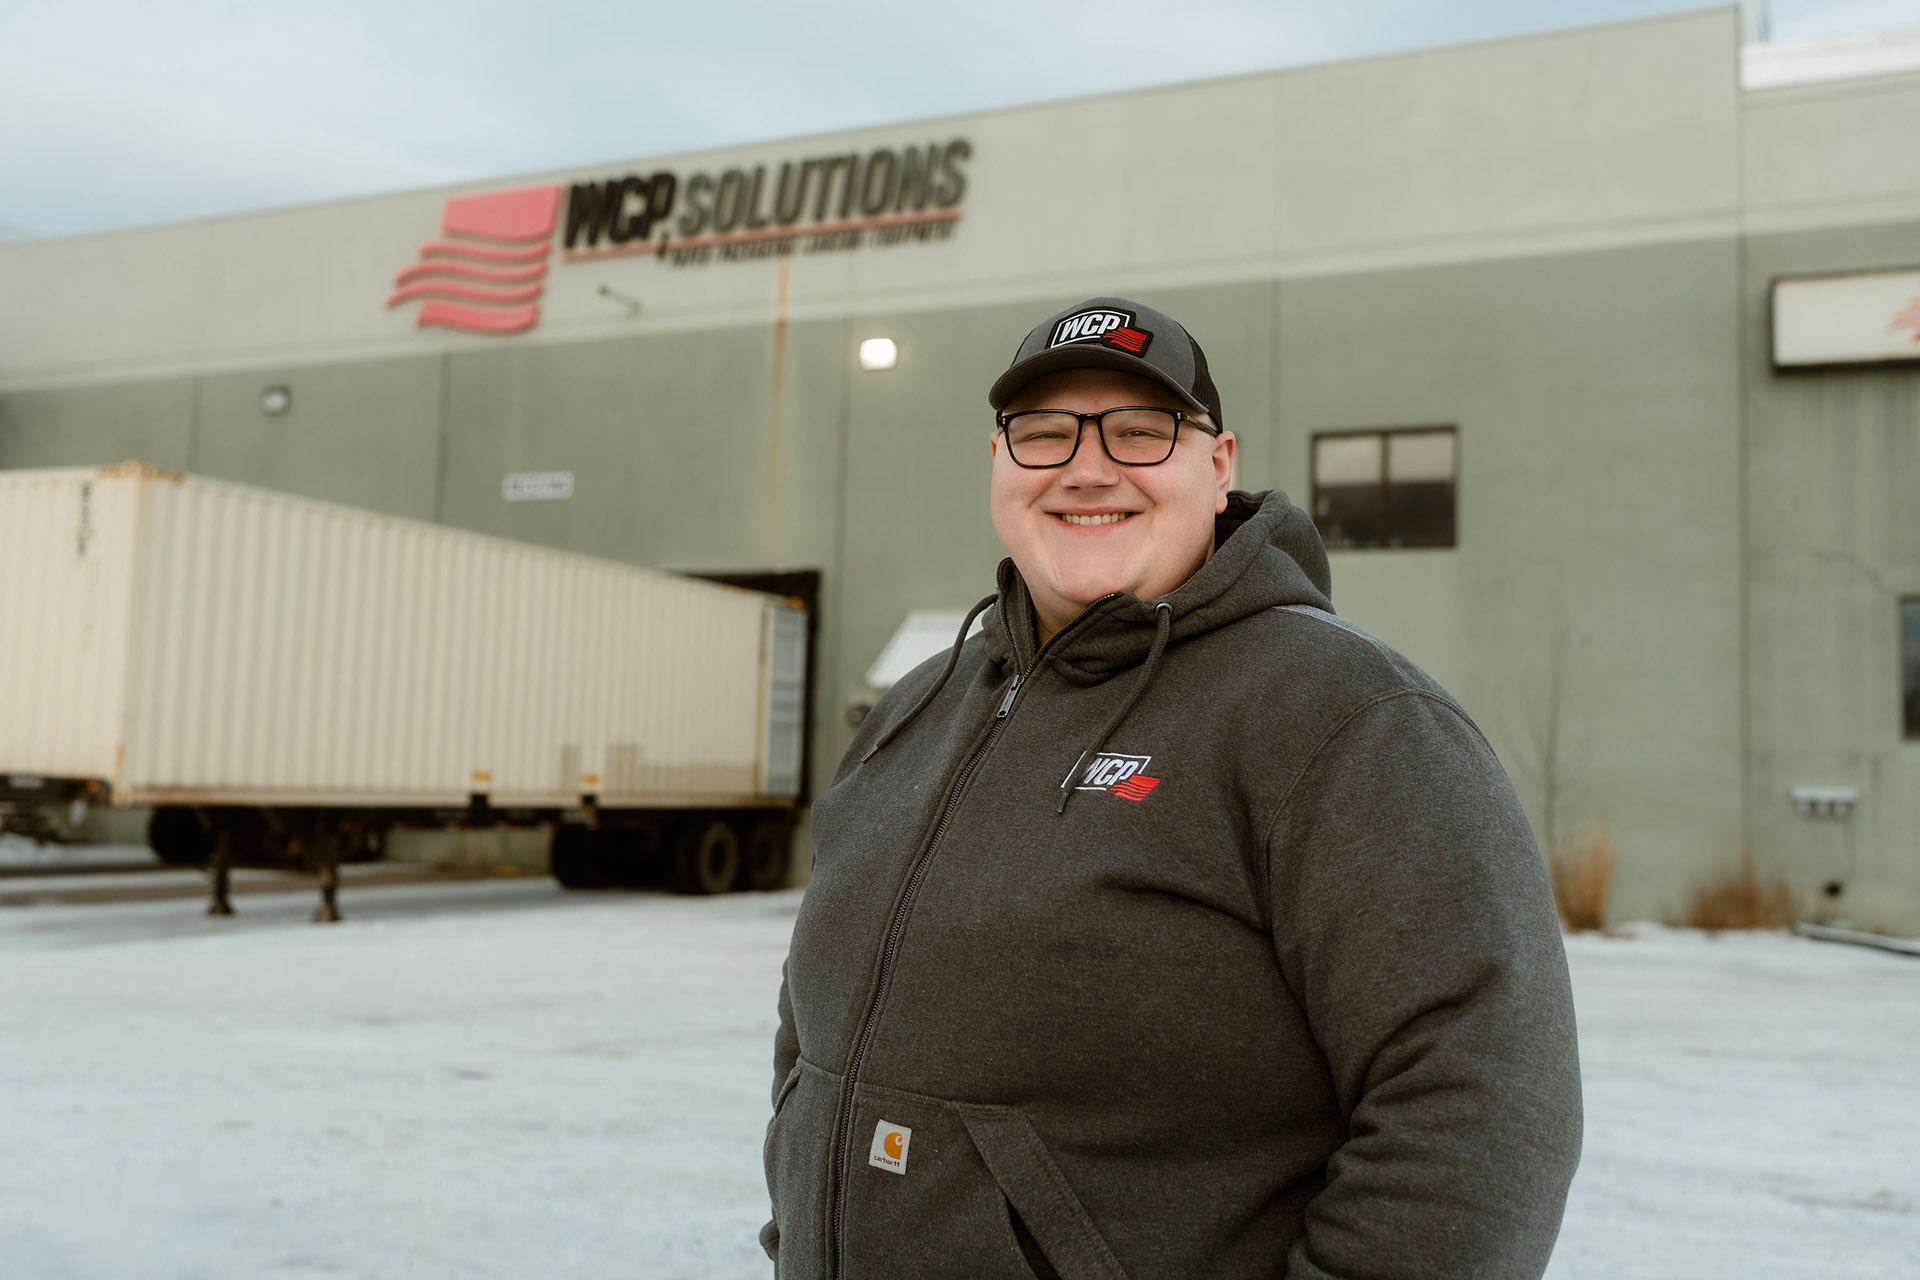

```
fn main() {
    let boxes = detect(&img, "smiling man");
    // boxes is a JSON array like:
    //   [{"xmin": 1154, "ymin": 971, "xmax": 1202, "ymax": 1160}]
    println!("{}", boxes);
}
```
[
  {"xmin": 762, "ymin": 297, "xmax": 1582, "ymax": 1280},
  {"xmin": 990, "ymin": 366, "xmax": 1230, "ymax": 644}
]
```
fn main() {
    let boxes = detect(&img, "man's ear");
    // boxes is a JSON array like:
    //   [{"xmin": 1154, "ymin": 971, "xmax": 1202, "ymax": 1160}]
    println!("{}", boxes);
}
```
[{"xmin": 1213, "ymin": 431, "xmax": 1237, "ymax": 512}]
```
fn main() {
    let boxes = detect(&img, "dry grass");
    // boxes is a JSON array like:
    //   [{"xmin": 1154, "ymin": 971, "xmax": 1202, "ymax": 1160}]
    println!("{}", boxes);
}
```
[
  {"xmin": 1685, "ymin": 853, "xmax": 1798, "ymax": 931},
  {"xmin": 1546, "ymin": 827, "xmax": 1616, "ymax": 933}
]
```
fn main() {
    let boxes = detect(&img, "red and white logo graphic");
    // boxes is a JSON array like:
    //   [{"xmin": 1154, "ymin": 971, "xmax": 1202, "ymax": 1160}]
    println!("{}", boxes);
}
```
[
  {"xmin": 1073, "ymin": 752, "xmax": 1160, "ymax": 801},
  {"xmin": 1049, "ymin": 308, "xmax": 1133, "ymax": 348},
  {"xmin": 1103, "ymin": 326, "xmax": 1151, "ymax": 355},
  {"xmin": 1891, "ymin": 296, "xmax": 1920, "ymax": 345},
  {"xmin": 387, "ymin": 186, "xmax": 562, "ymax": 337}
]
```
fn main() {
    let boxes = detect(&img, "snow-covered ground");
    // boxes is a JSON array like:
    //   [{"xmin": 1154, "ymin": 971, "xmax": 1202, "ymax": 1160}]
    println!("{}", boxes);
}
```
[
  {"xmin": 0, "ymin": 870, "xmax": 1915, "ymax": 1279},
  {"xmin": 0, "ymin": 835, "xmax": 157, "ymax": 870},
  {"xmin": 1553, "ymin": 923, "xmax": 1920, "ymax": 1279}
]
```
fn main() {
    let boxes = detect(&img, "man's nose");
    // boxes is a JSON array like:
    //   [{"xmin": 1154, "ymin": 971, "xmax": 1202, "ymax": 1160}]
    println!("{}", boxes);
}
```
[{"xmin": 1060, "ymin": 422, "xmax": 1120, "ymax": 484}]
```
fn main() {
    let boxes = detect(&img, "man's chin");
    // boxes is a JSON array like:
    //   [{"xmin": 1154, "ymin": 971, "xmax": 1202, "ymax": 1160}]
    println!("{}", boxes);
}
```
[{"xmin": 1041, "ymin": 570, "xmax": 1138, "ymax": 614}]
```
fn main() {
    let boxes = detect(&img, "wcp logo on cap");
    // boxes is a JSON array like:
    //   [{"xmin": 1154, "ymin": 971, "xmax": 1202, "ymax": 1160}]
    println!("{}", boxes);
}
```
[
  {"xmin": 868, "ymin": 1120, "xmax": 912, "ymax": 1175},
  {"xmin": 1048, "ymin": 307, "xmax": 1153, "ymax": 357}
]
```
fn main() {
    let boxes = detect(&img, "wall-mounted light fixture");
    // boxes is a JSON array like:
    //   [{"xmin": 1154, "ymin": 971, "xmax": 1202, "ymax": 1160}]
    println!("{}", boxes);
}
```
[
  {"xmin": 858, "ymin": 338, "xmax": 898, "ymax": 371},
  {"xmin": 260, "ymin": 386, "xmax": 292, "ymax": 416}
]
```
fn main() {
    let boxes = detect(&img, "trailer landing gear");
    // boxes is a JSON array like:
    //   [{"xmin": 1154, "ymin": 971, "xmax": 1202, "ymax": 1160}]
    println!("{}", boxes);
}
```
[
  {"xmin": 314, "ymin": 851, "xmax": 341, "ymax": 924},
  {"xmin": 208, "ymin": 827, "xmax": 235, "ymax": 917},
  {"xmin": 185, "ymin": 808, "xmax": 352, "ymax": 923}
]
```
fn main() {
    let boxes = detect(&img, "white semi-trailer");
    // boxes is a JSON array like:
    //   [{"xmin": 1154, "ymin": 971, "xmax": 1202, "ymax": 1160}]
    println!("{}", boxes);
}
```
[{"xmin": 0, "ymin": 463, "xmax": 812, "ymax": 918}]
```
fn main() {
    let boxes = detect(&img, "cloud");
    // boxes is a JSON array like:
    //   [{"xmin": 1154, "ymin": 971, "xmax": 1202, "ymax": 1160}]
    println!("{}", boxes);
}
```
[{"xmin": 0, "ymin": 11, "xmax": 478, "ymax": 235}]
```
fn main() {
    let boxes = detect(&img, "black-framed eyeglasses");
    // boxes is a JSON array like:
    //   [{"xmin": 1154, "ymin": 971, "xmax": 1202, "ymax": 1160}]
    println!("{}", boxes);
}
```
[{"xmin": 995, "ymin": 406, "xmax": 1220, "ymax": 468}]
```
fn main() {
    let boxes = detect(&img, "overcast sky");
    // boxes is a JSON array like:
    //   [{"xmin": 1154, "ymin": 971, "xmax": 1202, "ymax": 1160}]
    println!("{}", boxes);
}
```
[{"xmin": 2, "ymin": 0, "xmax": 1914, "ymax": 241}]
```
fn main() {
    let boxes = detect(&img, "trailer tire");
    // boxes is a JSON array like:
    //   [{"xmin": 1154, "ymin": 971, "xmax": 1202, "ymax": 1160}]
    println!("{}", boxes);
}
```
[
  {"xmin": 550, "ymin": 823, "xmax": 610, "ymax": 890},
  {"xmin": 672, "ymin": 818, "xmax": 740, "ymax": 895},
  {"xmin": 739, "ymin": 816, "xmax": 792, "ymax": 892},
  {"xmin": 148, "ymin": 806, "xmax": 212, "ymax": 867}
]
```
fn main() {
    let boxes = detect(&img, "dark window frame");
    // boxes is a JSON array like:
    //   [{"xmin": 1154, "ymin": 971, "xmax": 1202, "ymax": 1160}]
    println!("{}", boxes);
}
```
[
  {"xmin": 1309, "ymin": 425, "xmax": 1459, "ymax": 550},
  {"xmin": 1902, "ymin": 596, "xmax": 1920, "ymax": 743}
]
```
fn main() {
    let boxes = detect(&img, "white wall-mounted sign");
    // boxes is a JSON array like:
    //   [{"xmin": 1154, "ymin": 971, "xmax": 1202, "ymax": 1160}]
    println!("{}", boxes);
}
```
[
  {"xmin": 1790, "ymin": 785, "xmax": 1859, "ymax": 819},
  {"xmin": 1772, "ymin": 268, "xmax": 1920, "ymax": 368},
  {"xmin": 502, "ymin": 471, "xmax": 575, "ymax": 501}
]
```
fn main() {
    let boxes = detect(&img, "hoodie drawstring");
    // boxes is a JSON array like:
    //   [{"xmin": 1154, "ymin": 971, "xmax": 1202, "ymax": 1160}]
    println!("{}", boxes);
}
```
[
  {"xmin": 861, "ymin": 592, "xmax": 999, "ymax": 762},
  {"xmin": 1055, "ymin": 601, "xmax": 1172, "ymax": 815}
]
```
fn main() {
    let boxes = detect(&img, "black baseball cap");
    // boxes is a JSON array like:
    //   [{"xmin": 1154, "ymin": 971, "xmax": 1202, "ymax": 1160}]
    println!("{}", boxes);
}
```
[{"xmin": 988, "ymin": 296, "xmax": 1223, "ymax": 427}]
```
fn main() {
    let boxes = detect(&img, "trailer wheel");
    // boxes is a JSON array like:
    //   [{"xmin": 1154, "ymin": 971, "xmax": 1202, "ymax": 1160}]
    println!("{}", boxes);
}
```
[
  {"xmin": 672, "ymin": 818, "xmax": 740, "ymax": 895},
  {"xmin": 739, "ymin": 816, "xmax": 792, "ymax": 892},
  {"xmin": 550, "ymin": 823, "xmax": 610, "ymax": 890},
  {"xmin": 148, "ymin": 806, "xmax": 212, "ymax": 867}
]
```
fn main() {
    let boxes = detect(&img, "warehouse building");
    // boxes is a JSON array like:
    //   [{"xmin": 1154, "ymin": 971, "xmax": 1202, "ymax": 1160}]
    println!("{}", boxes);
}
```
[{"xmin": 2, "ymin": 7, "xmax": 1917, "ymax": 929}]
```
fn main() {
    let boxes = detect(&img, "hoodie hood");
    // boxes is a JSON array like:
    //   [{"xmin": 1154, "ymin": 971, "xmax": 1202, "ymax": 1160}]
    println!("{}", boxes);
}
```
[
  {"xmin": 855, "ymin": 488, "xmax": 1336, "ymax": 789},
  {"xmin": 984, "ymin": 488, "xmax": 1333, "ymax": 683}
]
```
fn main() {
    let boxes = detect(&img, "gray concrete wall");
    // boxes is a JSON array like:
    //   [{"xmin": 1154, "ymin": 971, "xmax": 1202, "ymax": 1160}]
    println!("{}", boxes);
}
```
[
  {"xmin": 1735, "ymin": 55, "xmax": 1920, "ymax": 933},
  {"xmin": 1740, "ymin": 223, "xmax": 1920, "ymax": 935},
  {"xmin": 1275, "ymin": 239, "xmax": 1748, "ymax": 924}
]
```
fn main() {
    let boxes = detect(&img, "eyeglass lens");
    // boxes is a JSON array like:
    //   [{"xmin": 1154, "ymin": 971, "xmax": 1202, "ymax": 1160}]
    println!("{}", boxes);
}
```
[{"xmin": 1004, "ymin": 409, "xmax": 1181, "ymax": 466}]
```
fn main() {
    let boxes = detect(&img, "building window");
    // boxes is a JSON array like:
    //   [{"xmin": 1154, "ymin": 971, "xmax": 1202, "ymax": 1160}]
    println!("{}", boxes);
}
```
[
  {"xmin": 1311, "ymin": 427, "xmax": 1457, "ymax": 549},
  {"xmin": 1904, "ymin": 598, "xmax": 1920, "ymax": 741}
]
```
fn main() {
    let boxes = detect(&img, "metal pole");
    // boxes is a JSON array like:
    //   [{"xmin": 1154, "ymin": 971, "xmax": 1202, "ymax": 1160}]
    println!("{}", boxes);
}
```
[
  {"xmin": 208, "ymin": 828, "xmax": 234, "ymax": 916},
  {"xmin": 312, "ymin": 822, "xmax": 343, "ymax": 923}
]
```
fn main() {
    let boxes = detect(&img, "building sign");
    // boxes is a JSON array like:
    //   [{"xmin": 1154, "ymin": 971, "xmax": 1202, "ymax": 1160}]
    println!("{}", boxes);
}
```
[
  {"xmin": 388, "ymin": 139, "xmax": 970, "ymax": 338},
  {"xmin": 1772, "ymin": 267, "xmax": 1920, "ymax": 368},
  {"xmin": 562, "ymin": 139, "xmax": 969, "ymax": 269},
  {"xmin": 388, "ymin": 187, "xmax": 562, "ymax": 337}
]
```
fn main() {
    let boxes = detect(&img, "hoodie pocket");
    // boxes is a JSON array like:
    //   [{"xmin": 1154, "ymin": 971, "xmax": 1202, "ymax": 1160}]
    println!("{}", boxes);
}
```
[
  {"xmin": 955, "ymin": 1103, "xmax": 1130, "ymax": 1280},
  {"xmin": 770, "ymin": 1064, "xmax": 802, "ymax": 1132},
  {"xmin": 763, "ymin": 1058, "xmax": 841, "ymax": 1280},
  {"xmin": 1005, "ymin": 1197, "xmax": 1063, "ymax": 1280},
  {"xmin": 836, "ymin": 1083, "xmax": 1130, "ymax": 1280}
]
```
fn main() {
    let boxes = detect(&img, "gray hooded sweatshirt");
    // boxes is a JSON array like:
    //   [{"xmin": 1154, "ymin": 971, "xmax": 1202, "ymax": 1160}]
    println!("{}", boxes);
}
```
[{"xmin": 763, "ymin": 489, "xmax": 1581, "ymax": 1280}]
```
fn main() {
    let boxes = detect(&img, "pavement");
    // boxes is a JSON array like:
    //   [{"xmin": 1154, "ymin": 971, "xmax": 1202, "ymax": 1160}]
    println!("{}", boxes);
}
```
[{"xmin": 0, "ymin": 855, "xmax": 1914, "ymax": 1279}]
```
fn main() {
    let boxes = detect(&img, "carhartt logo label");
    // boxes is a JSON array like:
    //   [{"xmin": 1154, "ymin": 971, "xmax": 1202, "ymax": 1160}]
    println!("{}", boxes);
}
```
[
  {"xmin": 1050, "ymin": 308, "xmax": 1135, "ymax": 348},
  {"xmin": 1071, "ymin": 752, "xmax": 1161, "ymax": 800},
  {"xmin": 868, "ymin": 1120, "xmax": 911, "ymax": 1174}
]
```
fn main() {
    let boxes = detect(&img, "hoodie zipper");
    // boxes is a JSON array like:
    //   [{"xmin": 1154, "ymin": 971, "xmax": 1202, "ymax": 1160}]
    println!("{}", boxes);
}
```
[{"xmin": 825, "ymin": 594, "xmax": 1119, "ymax": 1278}]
